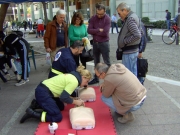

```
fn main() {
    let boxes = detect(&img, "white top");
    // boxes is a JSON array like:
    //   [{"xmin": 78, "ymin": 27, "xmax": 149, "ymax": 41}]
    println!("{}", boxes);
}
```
[{"xmin": 37, "ymin": 19, "xmax": 43, "ymax": 24}]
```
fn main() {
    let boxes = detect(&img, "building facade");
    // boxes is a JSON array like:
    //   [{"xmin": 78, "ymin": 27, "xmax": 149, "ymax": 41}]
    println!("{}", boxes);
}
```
[{"xmin": 5, "ymin": 0, "xmax": 179, "ymax": 23}]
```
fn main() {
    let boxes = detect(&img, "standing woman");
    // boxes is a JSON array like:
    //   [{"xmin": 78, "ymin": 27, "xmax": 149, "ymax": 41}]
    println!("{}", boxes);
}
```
[{"xmin": 68, "ymin": 12, "xmax": 87, "ymax": 68}]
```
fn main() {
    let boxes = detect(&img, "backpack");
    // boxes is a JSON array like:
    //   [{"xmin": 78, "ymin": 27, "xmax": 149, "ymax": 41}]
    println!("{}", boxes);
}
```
[{"xmin": 139, "ymin": 21, "xmax": 147, "ymax": 52}]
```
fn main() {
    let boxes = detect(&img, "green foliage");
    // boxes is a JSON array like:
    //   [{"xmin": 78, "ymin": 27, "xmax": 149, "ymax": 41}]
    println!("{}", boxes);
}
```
[
  {"xmin": 117, "ymin": 16, "xmax": 166, "ymax": 29},
  {"xmin": 16, "ymin": 21, "xmax": 23, "ymax": 28},
  {"xmin": 152, "ymin": 20, "xmax": 165, "ymax": 28},
  {"xmin": 141, "ymin": 17, "xmax": 150, "ymax": 24},
  {"xmin": 141, "ymin": 17, "xmax": 166, "ymax": 28},
  {"xmin": 117, "ymin": 19, "xmax": 122, "ymax": 27}
]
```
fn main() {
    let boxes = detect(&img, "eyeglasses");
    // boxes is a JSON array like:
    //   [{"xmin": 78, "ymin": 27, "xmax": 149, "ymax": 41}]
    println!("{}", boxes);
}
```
[
  {"xmin": 97, "ymin": 72, "xmax": 103, "ymax": 78},
  {"xmin": 96, "ymin": 13, "xmax": 105, "ymax": 16}
]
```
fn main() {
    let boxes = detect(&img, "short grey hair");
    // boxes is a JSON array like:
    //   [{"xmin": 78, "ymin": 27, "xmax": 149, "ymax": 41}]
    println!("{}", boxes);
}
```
[
  {"xmin": 56, "ymin": 9, "xmax": 66, "ymax": 16},
  {"xmin": 116, "ymin": 2, "xmax": 131, "ymax": 12},
  {"xmin": 95, "ymin": 63, "xmax": 109, "ymax": 74},
  {"xmin": 95, "ymin": 3, "xmax": 106, "ymax": 11}
]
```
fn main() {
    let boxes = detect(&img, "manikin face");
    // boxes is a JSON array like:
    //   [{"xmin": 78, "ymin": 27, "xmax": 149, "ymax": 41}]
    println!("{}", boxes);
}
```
[
  {"xmin": 80, "ymin": 76, "xmax": 90, "ymax": 87},
  {"xmin": 56, "ymin": 14, "xmax": 66, "ymax": 24}
]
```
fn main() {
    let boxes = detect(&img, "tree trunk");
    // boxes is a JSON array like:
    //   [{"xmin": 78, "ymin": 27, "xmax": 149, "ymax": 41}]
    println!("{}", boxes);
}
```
[
  {"xmin": 42, "ymin": 2, "xmax": 48, "ymax": 25},
  {"xmin": 0, "ymin": 3, "xmax": 9, "ymax": 31}
]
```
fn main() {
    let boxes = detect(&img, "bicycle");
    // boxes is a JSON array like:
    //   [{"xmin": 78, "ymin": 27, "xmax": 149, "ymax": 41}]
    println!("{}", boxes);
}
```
[{"xmin": 162, "ymin": 22, "xmax": 179, "ymax": 45}]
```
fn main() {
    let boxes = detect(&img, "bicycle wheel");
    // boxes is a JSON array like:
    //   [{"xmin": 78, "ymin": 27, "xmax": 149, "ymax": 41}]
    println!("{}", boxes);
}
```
[
  {"xmin": 162, "ymin": 29, "xmax": 176, "ymax": 45},
  {"xmin": 161, "ymin": 23, "xmax": 167, "ymax": 29}
]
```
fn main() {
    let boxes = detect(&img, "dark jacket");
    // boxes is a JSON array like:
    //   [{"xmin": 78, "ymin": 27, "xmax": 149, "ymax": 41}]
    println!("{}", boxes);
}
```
[
  {"xmin": 139, "ymin": 22, "xmax": 147, "ymax": 53},
  {"xmin": 51, "ymin": 48, "xmax": 76, "ymax": 74},
  {"xmin": 166, "ymin": 12, "xmax": 171, "ymax": 20}
]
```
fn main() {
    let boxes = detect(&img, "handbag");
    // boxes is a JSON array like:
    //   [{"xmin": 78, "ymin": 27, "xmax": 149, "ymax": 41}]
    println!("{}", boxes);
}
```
[
  {"xmin": 116, "ymin": 48, "xmax": 123, "ymax": 60},
  {"xmin": 81, "ymin": 38, "xmax": 94, "ymax": 62},
  {"xmin": 81, "ymin": 48, "xmax": 94, "ymax": 62},
  {"xmin": 137, "ymin": 58, "xmax": 148, "ymax": 77}
]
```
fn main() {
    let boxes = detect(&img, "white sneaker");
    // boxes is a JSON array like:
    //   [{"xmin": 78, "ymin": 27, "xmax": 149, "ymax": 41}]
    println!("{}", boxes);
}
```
[
  {"xmin": 168, "ymin": 37, "xmax": 173, "ymax": 40},
  {"xmin": 25, "ymin": 78, "xmax": 29, "ymax": 83},
  {"xmin": 15, "ymin": 80, "xmax": 26, "ymax": 86},
  {"xmin": 16, "ymin": 74, "xmax": 21, "ymax": 81}
]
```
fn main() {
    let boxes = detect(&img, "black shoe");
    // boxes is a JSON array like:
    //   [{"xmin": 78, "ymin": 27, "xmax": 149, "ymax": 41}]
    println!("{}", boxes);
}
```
[
  {"xmin": 88, "ymin": 78, "xmax": 99, "ymax": 85},
  {"xmin": 29, "ymin": 99, "xmax": 42, "ymax": 110},
  {"xmin": 20, "ymin": 108, "xmax": 41, "ymax": 123}
]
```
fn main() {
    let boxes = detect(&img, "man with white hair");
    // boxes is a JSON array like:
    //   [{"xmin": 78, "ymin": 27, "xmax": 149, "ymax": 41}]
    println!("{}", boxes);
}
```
[
  {"xmin": 44, "ymin": 9, "xmax": 68, "ymax": 62},
  {"xmin": 117, "ymin": 3, "xmax": 141, "ymax": 76}
]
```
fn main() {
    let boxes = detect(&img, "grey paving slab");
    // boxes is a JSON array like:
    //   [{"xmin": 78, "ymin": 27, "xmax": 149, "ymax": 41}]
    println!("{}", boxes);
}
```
[
  {"xmin": 142, "ymin": 103, "xmax": 180, "ymax": 114},
  {"xmin": 114, "ymin": 124, "xmax": 180, "ymax": 135},
  {"xmin": 147, "ymin": 113, "xmax": 180, "ymax": 125},
  {"xmin": 174, "ymin": 98, "xmax": 180, "ymax": 103},
  {"xmin": 157, "ymin": 82, "xmax": 180, "ymax": 98}
]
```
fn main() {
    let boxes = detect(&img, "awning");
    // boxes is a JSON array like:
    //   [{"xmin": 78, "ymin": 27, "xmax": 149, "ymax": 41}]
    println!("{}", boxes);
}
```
[{"xmin": 0, "ymin": 0, "xmax": 63, "ymax": 4}]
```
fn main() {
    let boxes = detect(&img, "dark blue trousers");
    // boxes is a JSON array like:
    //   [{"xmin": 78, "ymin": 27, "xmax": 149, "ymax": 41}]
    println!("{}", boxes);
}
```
[
  {"xmin": 111, "ymin": 22, "xmax": 119, "ymax": 33},
  {"xmin": 35, "ymin": 83, "xmax": 63, "ymax": 122}
]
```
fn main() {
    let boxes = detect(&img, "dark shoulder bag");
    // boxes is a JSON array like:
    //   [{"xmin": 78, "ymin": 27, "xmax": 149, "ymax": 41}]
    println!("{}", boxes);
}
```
[{"xmin": 137, "ymin": 58, "xmax": 148, "ymax": 77}]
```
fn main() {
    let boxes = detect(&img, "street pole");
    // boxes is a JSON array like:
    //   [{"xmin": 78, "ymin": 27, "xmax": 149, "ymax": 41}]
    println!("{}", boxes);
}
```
[{"xmin": 176, "ymin": 0, "xmax": 180, "ymax": 45}]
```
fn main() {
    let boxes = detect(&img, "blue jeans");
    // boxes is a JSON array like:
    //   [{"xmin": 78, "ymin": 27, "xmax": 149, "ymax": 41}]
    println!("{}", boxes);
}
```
[
  {"xmin": 122, "ymin": 52, "xmax": 138, "ymax": 76},
  {"xmin": 166, "ymin": 20, "xmax": 171, "ymax": 30},
  {"xmin": 93, "ymin": 41, "xmax": 111, "ymax": 66},
  {"xmin": 101, "ymin": 95, "xmax": 145, "ymax": 114},
  {"xmin": 111, "ymin": 22, "xmax": 118, "ymax": 33},
  {"xmin": 101, "ymin": 95, "xmax": 117, "ymax": 112},
  {"xmin": 35, "ymin": 29, "xmax": 38, "ymax": 37},
  {"xmin": 138, "ymin": 77, "xmax": 145, "ymax": 85},
  {"xmin": 126, "ymin": 98, "xmax": 145, "ymax": 113}
]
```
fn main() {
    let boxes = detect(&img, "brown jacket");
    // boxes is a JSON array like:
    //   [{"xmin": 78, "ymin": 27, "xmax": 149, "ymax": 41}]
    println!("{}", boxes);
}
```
[
  {"xmin": 44, "ymin": 20, "xmax": 68, "ymax": 51},
  {"xmin": 102, "ymin": 63, "xmax": 147, "ymax": 115}
]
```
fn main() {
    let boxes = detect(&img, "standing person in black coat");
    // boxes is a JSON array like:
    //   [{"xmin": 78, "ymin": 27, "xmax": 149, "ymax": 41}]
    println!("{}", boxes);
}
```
[
  {"xmin": 23, "ymin": 20, "xmax": 27, "ymax": 31},
  {"xmin": 3, "ymin": 31, "xmax": 30, "ymax": 86}
]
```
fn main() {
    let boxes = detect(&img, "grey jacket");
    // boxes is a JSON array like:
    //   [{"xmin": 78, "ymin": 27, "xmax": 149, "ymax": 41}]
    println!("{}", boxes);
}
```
[{"xmin": 118, "ymin": 11, "xmax": 141, "ymax": 49}]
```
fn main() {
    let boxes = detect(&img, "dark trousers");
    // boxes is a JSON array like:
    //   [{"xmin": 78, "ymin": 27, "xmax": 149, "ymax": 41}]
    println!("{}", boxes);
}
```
[
  {"xmin": 35, "ymin": 84, "xmax": 63, "ymax": 122},
  {"xmin": 111, "ymin": 22, "xmax": 119, "ymax": 33},
  {"xmin": 74, "ymin": 54, "xmax": 86, "ymax": 68},
  {"xmin": 93, "ymin": 41, "xmax": 111, "ymax": 79},
  {"xmin": 16, "ymin": 40, "xmax": 29, "ymax": 80},
  {"xmin": 38, "ymin": 30, "xmax": 44, "ymax": 37},
  {"xmin": 0, "ymin": 72, "xmax": 6, "ymax": 82}
]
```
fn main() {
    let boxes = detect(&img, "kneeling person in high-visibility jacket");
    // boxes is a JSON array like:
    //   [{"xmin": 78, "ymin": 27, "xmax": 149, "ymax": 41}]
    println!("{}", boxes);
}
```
[{"xmin": 20, "ymin": 65, "xmax": 91, "ymax": 123}]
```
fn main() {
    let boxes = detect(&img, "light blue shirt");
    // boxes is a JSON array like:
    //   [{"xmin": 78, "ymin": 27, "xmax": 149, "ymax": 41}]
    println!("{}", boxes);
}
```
[{"xmin": 111, "ymin": 15, "xmax": 117, "ymax": 23}]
